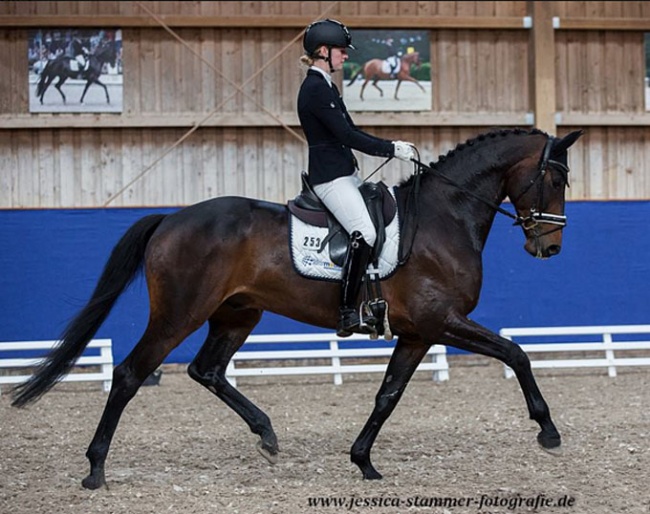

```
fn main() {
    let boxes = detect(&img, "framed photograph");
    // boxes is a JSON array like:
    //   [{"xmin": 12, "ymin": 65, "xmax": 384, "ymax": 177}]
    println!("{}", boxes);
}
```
[
  {"xmin": 646, "ymin": 33, "xmax": 650, "ymax": 111},
  {"xmin": 343, "ymin": 29, "xmax": 431, "ymax": 112},
  {"xmin": 28, "ymin": 28, "xmax": 123, "ymax": 113}
]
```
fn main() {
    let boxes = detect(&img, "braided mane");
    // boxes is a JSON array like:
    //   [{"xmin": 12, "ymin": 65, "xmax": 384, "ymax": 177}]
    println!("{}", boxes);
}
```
[{"xmin": 400, "ymin": 128, "xmax": 549, "ymax": 187}]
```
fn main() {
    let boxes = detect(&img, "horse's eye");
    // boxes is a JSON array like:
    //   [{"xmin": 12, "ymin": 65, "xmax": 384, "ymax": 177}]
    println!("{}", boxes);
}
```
[{"xmin": 546, "ymin": 169, "xmax": 565, "ymax": 189}]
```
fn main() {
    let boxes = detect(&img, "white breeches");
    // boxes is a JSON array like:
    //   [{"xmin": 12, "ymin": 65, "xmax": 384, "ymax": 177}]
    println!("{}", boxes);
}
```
[{"xmin": 313, "ymin": 173, "xmax": 377, "ymax": 247}]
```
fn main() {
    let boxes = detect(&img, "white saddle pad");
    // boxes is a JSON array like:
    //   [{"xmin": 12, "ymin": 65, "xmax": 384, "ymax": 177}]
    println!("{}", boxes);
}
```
[
  {"xmin": 381, "ymin": 57, "xmax": 399, "ymax": 75},
  {"xmin": 289, "ymin": 189, "xmax": 400, "ymax": 282}
]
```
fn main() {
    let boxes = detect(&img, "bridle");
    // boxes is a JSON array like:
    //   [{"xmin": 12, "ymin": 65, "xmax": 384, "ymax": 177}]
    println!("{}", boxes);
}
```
[
  {"xmin": 397, "ymin": 135, "xmax": 570, "ymax": 261},
  {"xmin": 406, "ymin": 135, "xmax": 570, "ymax": 231},
  {"xmin": 510, "ymin": 136, "xmax": 570, "ymax": 236}
]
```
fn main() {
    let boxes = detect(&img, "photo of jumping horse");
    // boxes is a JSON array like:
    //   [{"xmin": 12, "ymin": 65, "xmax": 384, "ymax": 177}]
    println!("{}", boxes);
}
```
[{"xmin": 11, "ymin": 127, "xmax": 583, "ymax": 488}]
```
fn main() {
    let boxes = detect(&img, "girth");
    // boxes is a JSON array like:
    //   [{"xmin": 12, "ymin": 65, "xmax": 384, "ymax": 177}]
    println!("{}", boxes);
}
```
[{"xmin": 287, "ymin": 172, "xmax": 397, "ymax": 267}]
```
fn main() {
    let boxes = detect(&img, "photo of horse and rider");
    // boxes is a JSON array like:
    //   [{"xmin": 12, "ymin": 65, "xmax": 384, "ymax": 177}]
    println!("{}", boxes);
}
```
[
  {"xmin": 28, "ymin": 28, "xmax": 123, "ymax": 113},
  {"xmin": 343, "ymin": 29, "xmax": 431, "ymax": 112}
]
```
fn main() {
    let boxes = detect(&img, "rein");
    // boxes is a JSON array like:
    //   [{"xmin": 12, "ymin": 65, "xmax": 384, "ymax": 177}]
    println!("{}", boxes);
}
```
[
  {"xmin": 363, "ymin": 136, "xmax": 569, "ymax": 265},
  {"xmin": 409, "ymin": 157, "xmax": 521, "ymax": 223}
]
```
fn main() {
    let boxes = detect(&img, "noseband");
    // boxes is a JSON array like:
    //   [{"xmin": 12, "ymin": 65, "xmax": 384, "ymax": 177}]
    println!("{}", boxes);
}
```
[{"xmin": 511, "ymin": 136, "xmax": 570, "ymax": 235}]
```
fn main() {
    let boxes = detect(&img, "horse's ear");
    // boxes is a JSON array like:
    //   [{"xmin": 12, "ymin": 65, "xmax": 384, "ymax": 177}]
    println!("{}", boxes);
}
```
[{"xmin": 552, "ymin": 129, "xmax": 584, "ymax": 155}]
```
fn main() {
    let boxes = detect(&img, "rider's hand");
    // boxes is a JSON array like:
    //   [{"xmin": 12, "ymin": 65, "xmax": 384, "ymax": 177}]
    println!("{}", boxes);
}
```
[{"xmin": 392, "ymin": 141, "xmax": 416, "ymax": 162}]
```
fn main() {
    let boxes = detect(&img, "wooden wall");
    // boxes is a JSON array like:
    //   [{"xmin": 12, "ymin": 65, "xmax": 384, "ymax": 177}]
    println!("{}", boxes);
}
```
[{"xmin": 1, "ymin": 1, "xmax": 650, "ymax": 207}]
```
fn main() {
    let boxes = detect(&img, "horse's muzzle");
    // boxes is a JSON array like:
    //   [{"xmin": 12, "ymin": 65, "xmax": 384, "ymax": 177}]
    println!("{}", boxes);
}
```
[{"xmin": 525, "ymin": 236, "xmax": 562, "ymax": 259}]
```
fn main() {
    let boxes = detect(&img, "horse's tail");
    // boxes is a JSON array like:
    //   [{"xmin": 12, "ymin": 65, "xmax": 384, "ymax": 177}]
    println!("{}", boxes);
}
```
[
  {"xmin": 347, "ymin": 67, "xmax": 363, "ymax": 86},
  {"xmin": 11, "ymin": 214, "xmax": 167, "ymax": 408}
]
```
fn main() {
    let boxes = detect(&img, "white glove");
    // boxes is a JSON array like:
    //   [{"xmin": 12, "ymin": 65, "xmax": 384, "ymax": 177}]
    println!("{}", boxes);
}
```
[{"xmin": 392, "ymin": 141, "xmax": 416, "ymax": 162}]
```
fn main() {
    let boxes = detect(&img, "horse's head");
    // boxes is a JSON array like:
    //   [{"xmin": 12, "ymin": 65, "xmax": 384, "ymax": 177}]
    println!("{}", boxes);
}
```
[
  {"xmin": 94, "ymin": 41, "xmax": 117, "ymax": 68},
  {"xmin": 506, "ymin": 130, "xmax": 584, "ymax": 259},
  {"xmin": 403, "ymin": 51, "xmax": 421, "ymax": 68}
]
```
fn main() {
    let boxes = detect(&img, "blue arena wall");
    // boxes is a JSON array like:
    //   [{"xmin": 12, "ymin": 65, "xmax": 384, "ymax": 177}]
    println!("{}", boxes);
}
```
[{"xmin": 1, "ymin": 201, "xmax": 649, "ymax": 364}]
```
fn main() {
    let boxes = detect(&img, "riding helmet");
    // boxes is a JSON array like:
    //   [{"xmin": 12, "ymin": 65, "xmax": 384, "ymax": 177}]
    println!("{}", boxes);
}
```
[{"xmin": 303, "ymin": 19, "xmax": 355, "ymax": 55}]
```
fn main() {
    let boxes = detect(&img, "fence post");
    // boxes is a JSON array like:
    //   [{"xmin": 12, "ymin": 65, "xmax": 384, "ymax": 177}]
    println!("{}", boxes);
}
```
[
  {"xmin": 330, "ymin": 339, "xmax": 343, "ymax": 385},
  {"xmin": 432, "ymin": 346, "xmax": 449, "ymax": 382},
  {"xmin": 226, "ymin": 361, "xmax": 237, "ymax": 387},
  {"xmin": 603, "ymin": 332, "xmax": 617, "ymax": 378},
  {"xmin": 100, "ymin": 343, "xmax": 113, "ymax": 392}
]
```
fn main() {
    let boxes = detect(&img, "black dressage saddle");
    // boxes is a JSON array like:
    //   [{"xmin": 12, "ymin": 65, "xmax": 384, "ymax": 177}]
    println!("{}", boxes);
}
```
[{"xmin": 287, "ymin": 172, "xmax": 397, "ymax": 267}]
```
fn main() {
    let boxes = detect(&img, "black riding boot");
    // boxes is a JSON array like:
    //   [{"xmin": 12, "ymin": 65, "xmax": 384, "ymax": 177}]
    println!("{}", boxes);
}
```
[{"xmin": 337, "ymin": 231, "xmax": 377, "ymax": 337}]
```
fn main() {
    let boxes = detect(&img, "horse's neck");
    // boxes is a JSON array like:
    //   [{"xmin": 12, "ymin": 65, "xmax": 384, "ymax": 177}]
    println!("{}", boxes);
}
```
[{"xmin": 416, "ymin": 147, "xmax": 520, "ymax": 251}]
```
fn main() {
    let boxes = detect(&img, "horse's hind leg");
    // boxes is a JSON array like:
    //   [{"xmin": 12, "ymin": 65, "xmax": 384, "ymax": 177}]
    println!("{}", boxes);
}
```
[
  {"xmin": 371, "ymin": 79, "xmax": 384, "ymax": 97},
  {"xmin": 360, "ymin": 79, "xmax": 370, "ymax": 100},
  {"xmin": 187, "ymin": 306, "xmax": 279, "ymax": 463},
  {"xmin": 82, "ymin": 318, "xmax": 200, "ymax": 490},
  {"xmin": 350, "ymin": 336, "xmax": 431, "ymax": 480},
  {"xmin": 443, "ymin": 313, "xmax": 561, "ymax": 452},
  {"xmin": 39, "ymin": 76, "xmax": 55, "ymax": 103},
  {"xmin": 54, "ymin": 77, "xmax": 68, "ymax": 103}
]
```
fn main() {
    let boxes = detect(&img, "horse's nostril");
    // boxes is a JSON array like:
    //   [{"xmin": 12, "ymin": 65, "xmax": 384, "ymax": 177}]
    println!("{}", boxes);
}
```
[{"xmin": 547, "ymin": 245, "xmax": 561, "ymax": 256}]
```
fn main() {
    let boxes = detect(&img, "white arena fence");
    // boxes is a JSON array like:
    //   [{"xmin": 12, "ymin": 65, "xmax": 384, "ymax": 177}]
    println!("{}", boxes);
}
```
[
  {"xmin": 0, "ymin": 334, "xmax": 448, "ymax": 393},
  {"xmin": 0, "ymin": 339, "xmax": 113, "ymax": 395},
  {"xmin": 226, "ymin": 333, "xmax": 449, "ymax": 387},
  {"xmin": 499, "ymin": 325, "xmax": 650, "ymax": 378}
]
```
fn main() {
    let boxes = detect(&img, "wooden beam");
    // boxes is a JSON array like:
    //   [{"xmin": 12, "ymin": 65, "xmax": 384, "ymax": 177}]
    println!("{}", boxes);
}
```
[
  {"xmin": 3, "ymin": 14, "xmax": 648, "ymax": 31},
  {"xmin": 556, "ymin": 18, "xmax": 650, "ymax": 31},
  {"xmin": 0, "ymin": 15, "xmax": 529, "ymax": 30},
  {"xmin": 0, "ymin": 112, "xmax": 532, "ymax": 130},
  {"xmin": 557, "ymin": 112, "xmax": 650, "ymax": 126},
  {"xmin": 528, "ymin": 1, "xmax": 556, "ymax": 134},
  {"xmin": 10, "ymin": 112, "xmax": 650, "ymax": 131}
]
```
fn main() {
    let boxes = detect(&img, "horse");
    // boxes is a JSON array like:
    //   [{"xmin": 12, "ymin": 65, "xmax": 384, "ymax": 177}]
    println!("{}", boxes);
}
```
[
  {"xmin": 35, "ymin": 41, "xmax": 117, "ymax": 105},
  {"xmin": 11, "ymin": 127, "xmax": 583, "ymax": 489},
  {"xmin": 347, "ymin": 51, "xmax": 426, "ymax": 100}
]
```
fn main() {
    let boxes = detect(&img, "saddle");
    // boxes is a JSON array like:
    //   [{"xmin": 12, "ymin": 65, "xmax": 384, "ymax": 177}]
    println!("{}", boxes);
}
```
[{"xmin": 287, "ymin": 172, "xmax": 397, "ymax": 267}]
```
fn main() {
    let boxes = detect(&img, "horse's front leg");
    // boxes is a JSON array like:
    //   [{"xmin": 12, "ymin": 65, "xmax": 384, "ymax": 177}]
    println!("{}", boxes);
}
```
[
  {"xmin": 79, "ymin": 80, "xmax": 93, "ymax": 104},
  {"xmin": 96, "ymin": 79, "xmax": 110, "ymax": 103},
  {"xmin": 442, "ymin": 313, "xmax": 561, "ymax": 452},
  {"xmin": 393, "ymin": 80, "xmax": 402, "ymax": 100},
  {"xmin": 403, "ymin": 76, "xmax": 426, "ymax": 94},
  {"xmin": 350, "ymin": 336, "xmax": 431, "ymax": 479}
]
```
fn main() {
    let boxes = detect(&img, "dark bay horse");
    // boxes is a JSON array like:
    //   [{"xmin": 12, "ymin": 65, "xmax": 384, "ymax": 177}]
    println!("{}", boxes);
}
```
[
  {"xmin": 347, "ymin": 51, "xmax": 426, "ymax": 100},
  {"xmin": 12, "ymin": 128, "xmax": 583, "ymax": 488},
  {"xmin": 35, "ymin": 41, "xmax": 117, "ymax": 105}
]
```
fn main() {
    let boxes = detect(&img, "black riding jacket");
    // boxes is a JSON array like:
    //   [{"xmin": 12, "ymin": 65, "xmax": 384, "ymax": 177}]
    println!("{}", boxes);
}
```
[{"xmin": 297, "ymin": 69, "xmax": 394, "ymax": 186}]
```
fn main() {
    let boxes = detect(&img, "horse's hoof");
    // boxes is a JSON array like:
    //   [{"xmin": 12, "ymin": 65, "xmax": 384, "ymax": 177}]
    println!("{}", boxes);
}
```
[
  {"xmin": 81, "ymin": 474, "xmax": 106, "ymax": 490},
  {"xmin": 541, "ymin": 444, "xmax": 563, "ymax": 457},
  {"xmin": 256, "ymin": 440, "xmax": 278, "ymax": 465},
  {"xmin": 352, "ymin": 455, "xmax": 383, "ymax": 480},
  {"xmin": 537, "ymin": 431, "xmax": 562, "ymax": 456},
  {"xmin": 362, "ymin": 467, "xmax": 383, "ymax": 480}
]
